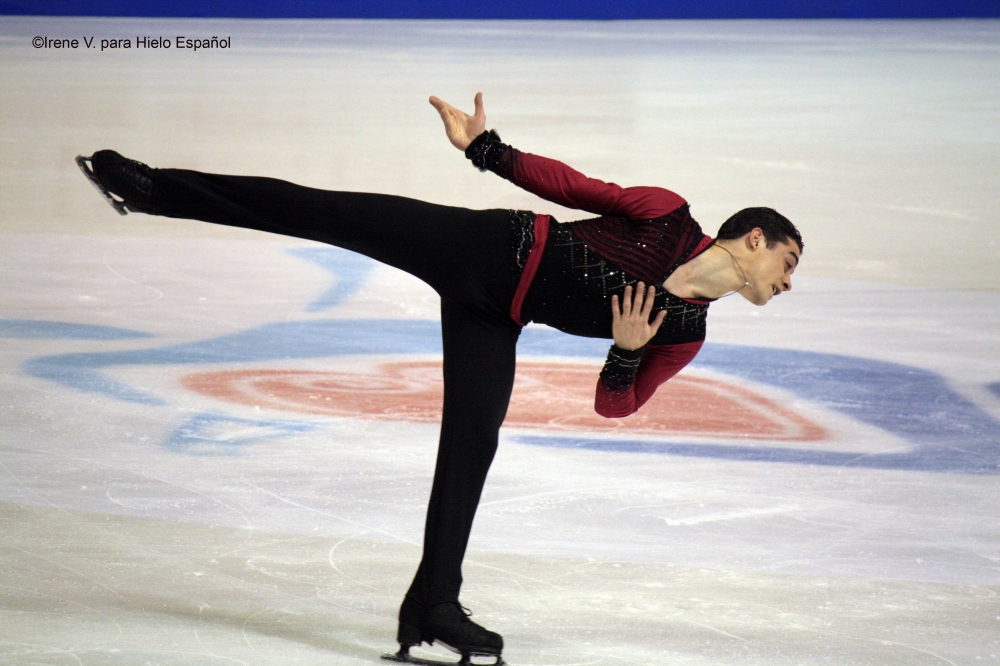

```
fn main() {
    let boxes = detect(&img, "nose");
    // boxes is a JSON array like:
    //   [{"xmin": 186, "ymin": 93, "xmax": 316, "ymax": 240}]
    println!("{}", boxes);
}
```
[{"xmin": 782, "ymin": 276, "xmax": 792, "ymax": 292}]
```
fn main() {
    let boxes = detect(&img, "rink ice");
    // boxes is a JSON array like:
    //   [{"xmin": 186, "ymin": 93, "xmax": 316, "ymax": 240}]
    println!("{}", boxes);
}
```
[{"xmin": 2, "ymin": 17, "xmax": 1000, "ymax": 666}]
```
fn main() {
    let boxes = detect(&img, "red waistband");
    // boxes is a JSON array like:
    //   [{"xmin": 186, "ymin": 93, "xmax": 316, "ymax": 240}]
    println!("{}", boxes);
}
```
[{"xmin": 510, "ymin": 214, "xmax": 550, "ymax": 327}]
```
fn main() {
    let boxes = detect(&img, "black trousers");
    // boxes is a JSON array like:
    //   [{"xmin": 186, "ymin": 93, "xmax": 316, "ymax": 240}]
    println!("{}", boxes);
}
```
[{"xmin": 153, "ymin": 169, "xmax": 523, "ymax": 606}]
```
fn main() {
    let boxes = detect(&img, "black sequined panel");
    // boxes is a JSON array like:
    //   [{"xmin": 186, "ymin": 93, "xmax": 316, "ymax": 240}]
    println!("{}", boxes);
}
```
[
  {"xmin": 509, "ymin": 209, "xmax": 536, "ymax": 284},
  {"xmin": 521, "ymin": 222, "xmax": 708, "ymax": 345}
]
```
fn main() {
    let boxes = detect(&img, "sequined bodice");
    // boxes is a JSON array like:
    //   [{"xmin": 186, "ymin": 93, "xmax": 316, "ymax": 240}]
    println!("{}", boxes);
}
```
[{"xmin": 519, "ymin": 219, "xmax": 709, "ymax": 345}]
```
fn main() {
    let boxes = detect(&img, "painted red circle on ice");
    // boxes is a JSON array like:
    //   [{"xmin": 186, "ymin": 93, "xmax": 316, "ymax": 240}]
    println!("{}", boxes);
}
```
[{"xmin": 182, "ymin": 361, "xmax": 826, "ymax": 441}]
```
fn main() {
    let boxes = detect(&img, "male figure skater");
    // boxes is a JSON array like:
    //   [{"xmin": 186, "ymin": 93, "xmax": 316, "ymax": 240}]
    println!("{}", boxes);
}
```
[{"xmin": 77, "ymin": 93, "xmax": 801, "ymax": 665}]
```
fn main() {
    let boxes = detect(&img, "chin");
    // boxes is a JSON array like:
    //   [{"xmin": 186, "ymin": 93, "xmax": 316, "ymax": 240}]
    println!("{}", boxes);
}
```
[{"xmin": 740, "ymin": 286, "xmax": 772, "ymax": 306}]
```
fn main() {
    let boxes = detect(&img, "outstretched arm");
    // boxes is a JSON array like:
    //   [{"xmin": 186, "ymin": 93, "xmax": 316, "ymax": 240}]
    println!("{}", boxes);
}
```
[
  {"xmin": 502, "ymin": 148, "xmax": 685, "ymax": 221},
  {"xmin": 430, "ymin": 93, "xmax": 686, "ymax": 220}
]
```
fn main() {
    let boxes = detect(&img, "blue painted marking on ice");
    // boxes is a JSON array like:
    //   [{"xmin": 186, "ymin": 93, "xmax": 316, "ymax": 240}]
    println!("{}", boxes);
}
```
[
  {"xmin": 18, "ymin": 322, "xmax": 607, "ymax": 404},
  {"xmin": 285, "ymin": 247, "xmax": 374, "ymax": 313},
  {"xmin": 692, "ymin": 345, "xmax": 1000, "ymax": 474},
  {"xmin": 21, "ymin": 319, "xmax": 444, "ymax": 404},
  {"xmin": 517, "ymin": 341, "xmax": 1000, "ymax": 474},
  {"xmin": 0, "ymin": 318, "xmax": 153, "ymax": 340},
  {"xmin": 21, "ymin": 246, "xmax": 374, "ymax": 404},
  {"xmin": 517, "ymin": 434, "xmax": 995, "ymax": 474},
  {"xmin": 20, "ymin": 321, "xmax": 1000, "ymax": 473},
  {"xmin": 988, "ymin": 383, "xmax": 1000, "ymax": 400},
  {"xmin": 165, "ymin": 411, "xmax": 315, "ymax": 455}
]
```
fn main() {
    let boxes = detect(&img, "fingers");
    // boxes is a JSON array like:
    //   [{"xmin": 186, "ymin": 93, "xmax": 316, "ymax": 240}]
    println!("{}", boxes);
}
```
[
  {"xmin": 650, "ymin": 309, "xmax": 666, "ymax": 333},
  {"xmin": 639, "ymin": 284, "xmax": 656, "ymax": 318},
  {"xmin": 429, "ymin": 96, "xmax": 459, "ymax": 121},
  {"xmin": 429, "ymin": 96, "xmax": 447, "ymax": 115},
  {"xmin": 617, "ymin": 283, "xmax": 661, "ymax": 323},
  {"xmin": 613, "ymin": 283, "xmax": 663, "ymax": 350},
  {"xmin": 429, "ymin": 97, "xmax": 451, "ymax": 125},
  {"xmin": 628, "ymin": 282, "xmax": 652, "ymax": 316},
  {"xmin": 619, "ymin": 283, "xmax": 656, "ymax": 317},
  {"xmin": 473, "ymin": 92, "xmax": 484, "ymax": 119}
]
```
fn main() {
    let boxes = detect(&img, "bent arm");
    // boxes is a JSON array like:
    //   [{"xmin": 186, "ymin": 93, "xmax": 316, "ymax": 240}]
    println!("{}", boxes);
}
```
[
  {"xmin": 465, "ymin": 130, "xmax": 686, "ymax": 221},
  {"xmin": 595, "ymin": 341, "xmax": 703, "ymax": 418}
]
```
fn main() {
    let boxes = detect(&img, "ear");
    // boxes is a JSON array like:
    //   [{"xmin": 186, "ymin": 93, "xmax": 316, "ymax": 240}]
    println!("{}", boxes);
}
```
[{"xmin": 747, "ymin": 227, "xmax": 765, "ymax": 251}]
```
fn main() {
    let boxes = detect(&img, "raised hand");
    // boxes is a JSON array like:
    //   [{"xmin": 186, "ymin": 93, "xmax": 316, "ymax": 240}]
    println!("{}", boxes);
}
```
[
  {"xmin": 429, "ymin": 92, "xmax": 487, "ymax": 151},
  {"xmin": 611, "ymin": 283, "xmax": 666, "ymax": 351}
]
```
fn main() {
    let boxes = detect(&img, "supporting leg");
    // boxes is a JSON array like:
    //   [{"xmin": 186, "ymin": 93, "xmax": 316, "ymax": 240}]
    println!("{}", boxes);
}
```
[
  {"xmin": 408, "ymin": 299, "xmax": 520, "ymax": 605},
  {"xmin": 393, "ymin": 299, "xmax": 519, "ymax": 658}
]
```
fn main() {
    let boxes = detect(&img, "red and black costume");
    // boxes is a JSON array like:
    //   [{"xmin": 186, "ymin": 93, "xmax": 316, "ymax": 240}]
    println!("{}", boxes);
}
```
[
  {"xmin": 465, "ymin": 129, "xmax": 714, "ymax": 417},
  {"xmin": 134, "ymin": 130, "xmax": 714, "ymax": 624}
]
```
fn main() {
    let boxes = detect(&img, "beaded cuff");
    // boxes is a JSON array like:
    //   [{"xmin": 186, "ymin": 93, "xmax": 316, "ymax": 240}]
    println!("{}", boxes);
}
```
[
  {"xmin": 599, "ymin": 345, "xmax": 645, "ymax": 391},
  {"xmin": 465, "ymin": 129, "xmax": 508, "ymax": 173}
]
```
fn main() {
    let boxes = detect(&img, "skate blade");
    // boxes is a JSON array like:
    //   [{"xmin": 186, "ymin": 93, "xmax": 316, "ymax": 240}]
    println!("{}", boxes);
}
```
[
  {"xmin": 381, "ymin": 647, "xmax": 503, "ymax": 666},
  {"xmin": 75, "ymin": 155, "xmax": 129, "ymax": 216}
]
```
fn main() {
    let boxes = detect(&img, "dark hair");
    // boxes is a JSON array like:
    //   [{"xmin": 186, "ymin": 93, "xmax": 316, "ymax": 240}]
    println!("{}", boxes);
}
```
[{"xmin": 716, "ymin": 207, "xmax": 803, "ymax": 252}]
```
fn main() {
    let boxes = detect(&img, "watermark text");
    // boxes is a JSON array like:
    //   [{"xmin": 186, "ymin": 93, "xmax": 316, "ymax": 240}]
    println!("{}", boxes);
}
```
[{"xmin": 32, "ymin": 35, "xmax": 232, "ymax": 52}]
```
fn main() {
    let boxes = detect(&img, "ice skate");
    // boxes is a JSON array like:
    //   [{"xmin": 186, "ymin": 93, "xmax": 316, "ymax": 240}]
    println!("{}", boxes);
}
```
[
  {"xmin": 75, "ymin": 150, "xmax": 156, "ymax": 215},
  {"xmin": 382, "ymin": 601, "xmax": 504, "ymax": 666}
]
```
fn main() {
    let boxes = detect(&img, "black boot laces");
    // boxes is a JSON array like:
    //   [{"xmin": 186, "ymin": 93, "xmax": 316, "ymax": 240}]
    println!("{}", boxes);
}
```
[
  {"xmin": 446, "ymin": 602, "xmax": 473, "ymax": 623},
  {"xmin": 117, "ymin": 158, "xmax": 154, "ymax": 195}
]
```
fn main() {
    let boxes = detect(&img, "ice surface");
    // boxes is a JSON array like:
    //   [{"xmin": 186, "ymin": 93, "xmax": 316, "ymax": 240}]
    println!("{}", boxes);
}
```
[{"xmin": 1, "ymin": 16, "xmax": 999, "ymax": 666}]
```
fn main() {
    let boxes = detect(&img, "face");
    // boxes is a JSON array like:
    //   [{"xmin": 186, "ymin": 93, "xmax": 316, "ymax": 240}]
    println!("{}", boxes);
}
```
[{"xmin": 741, "ymin": 230, "xmax": 800, "ymax": 305}]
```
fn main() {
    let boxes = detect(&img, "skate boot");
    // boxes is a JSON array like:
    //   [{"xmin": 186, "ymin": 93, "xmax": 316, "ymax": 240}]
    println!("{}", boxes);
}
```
[
  {"xmin": 76, "ymin": 150, "xmax": 156, "ymax": 215},
  {"xmin": 382, "ymin": 600, "xmax": 503, "ymax": 666}
]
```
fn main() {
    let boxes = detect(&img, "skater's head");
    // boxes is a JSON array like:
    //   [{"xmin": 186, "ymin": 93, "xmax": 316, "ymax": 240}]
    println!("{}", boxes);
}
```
[{"xmin": 715, "ymin": 208, "xmax": 802, "ymax": 306}]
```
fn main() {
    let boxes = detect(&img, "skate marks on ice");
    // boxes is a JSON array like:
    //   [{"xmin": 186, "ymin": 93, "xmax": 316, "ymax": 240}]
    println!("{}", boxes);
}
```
[
  {"xmin": 286, "ymin": 246, "xmax": 375, "ymax": 314},
  {"xmin": 1, "ymin": 501, "xmax": 995, "ymax": 666},
  {"xmin": 165, "ymin": 410, "xmax": 318, "ymax": 456},
  {"xmin": 382, "ymin": 647, "xmax": 501, "ymax": 666},
  {"xmin": 0, "ymin": 502, "xmax": 392, "ymax": 666},
  {"xmin": 0, "ymin": 318, "xmax": 153, "ymax": 340}
]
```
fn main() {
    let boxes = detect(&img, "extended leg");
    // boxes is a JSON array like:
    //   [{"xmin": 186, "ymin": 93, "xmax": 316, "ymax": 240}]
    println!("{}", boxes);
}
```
[
  {"xmin": 153, "ymin": 168, "xmax": 489, "ymax": 293},
  {"xmin": 80, "ymin": 152, "xmax": 514, "ymax": 303}
]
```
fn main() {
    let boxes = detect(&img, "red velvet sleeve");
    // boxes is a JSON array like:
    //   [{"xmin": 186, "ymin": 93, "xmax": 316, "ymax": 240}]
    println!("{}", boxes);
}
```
[
  {"xmin": 594, "ymin": 341, "xmax": 703, "ymax": 418},
  {"xmin": 510, "ymin": 150, "xmax": 686, "ymax": 221}
]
